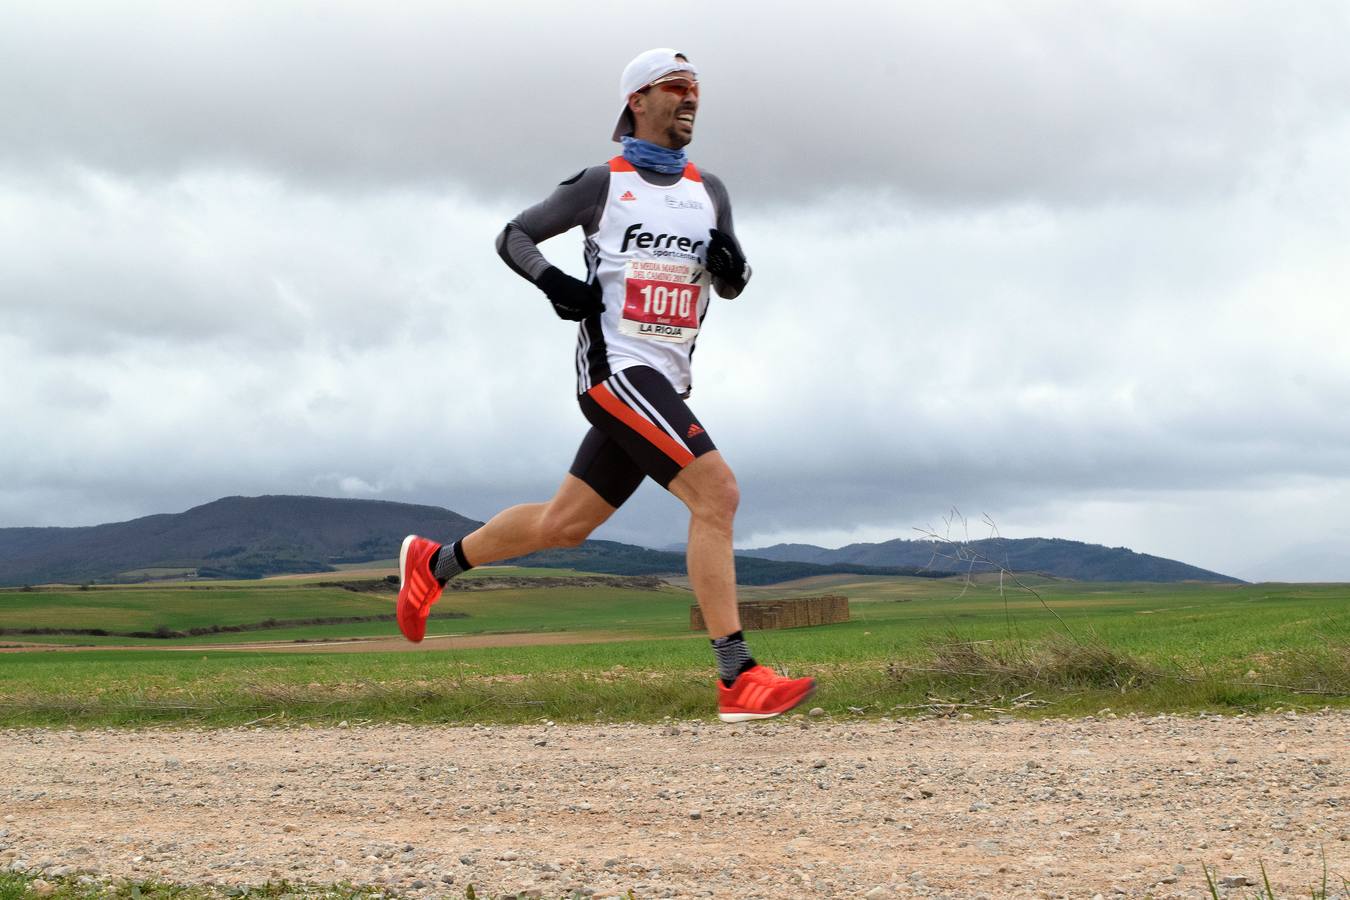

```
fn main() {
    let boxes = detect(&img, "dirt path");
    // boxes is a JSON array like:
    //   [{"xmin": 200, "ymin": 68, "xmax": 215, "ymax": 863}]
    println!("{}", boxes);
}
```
[
  {"xmin": 0, "ymin": 630, "xmax": 672, "ymax": 654},
  {"xmin": 1, "ymin": 712, "xmax": 1345, "ymax": 898}
]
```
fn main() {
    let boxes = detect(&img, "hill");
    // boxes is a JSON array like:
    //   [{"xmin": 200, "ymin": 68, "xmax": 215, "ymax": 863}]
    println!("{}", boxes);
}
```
[
  {"xmin": 738, "ymin": 536, "xmax": 1242, "ymax": 583},
  {"xmin": 0, "ymin": 495, "xmax": 481, "ymax": 585},
  {"xmin": 0, "ymin": 495, "xmax": 945, "ymax": 587},
  {"xmin": 0, "ymin": 496, "xmax": 1240, "ymax": 586}
]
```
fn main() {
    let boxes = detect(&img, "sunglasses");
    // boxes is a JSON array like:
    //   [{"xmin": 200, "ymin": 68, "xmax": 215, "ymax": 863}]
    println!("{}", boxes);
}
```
[{"xmin": 641, "ymin": 74, "xmax": 699, "ymax": 99}]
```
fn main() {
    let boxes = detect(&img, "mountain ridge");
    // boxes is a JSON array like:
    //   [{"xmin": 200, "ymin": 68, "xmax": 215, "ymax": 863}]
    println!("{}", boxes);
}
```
[
  {"xmin": 0, "ymin": 495, "xmax": 944, "ymax": 587},
  {"xmin": 738, "ymin": 537, "xmax": 1242, "ymax": 583},
  {"xmin": 0, "ymin": 495, "xmax": 482, "ymax": 585},
  {"xmin": 0, "ymin": 495, "xmax": 1242, "ymax": 586}
]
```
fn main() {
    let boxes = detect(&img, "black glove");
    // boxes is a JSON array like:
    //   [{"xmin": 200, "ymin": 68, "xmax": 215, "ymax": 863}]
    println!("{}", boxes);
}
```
[
  {"xmin": 705, "ymin": 228, "xmax": 748, "ymax": 293},
  {"xmin": 536, "ymin": 266, "xmax": 603, "ymax": 321}
]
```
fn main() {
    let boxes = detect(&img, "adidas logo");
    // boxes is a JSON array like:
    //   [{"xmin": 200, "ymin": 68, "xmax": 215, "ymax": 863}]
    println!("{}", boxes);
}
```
[
  {"xmin": 619, "ymin": 190, "xmax": 637, "ymax": 201},
  {"xmin": 686, "ymin": 423, "xmax": 705, "ymax": 438}
]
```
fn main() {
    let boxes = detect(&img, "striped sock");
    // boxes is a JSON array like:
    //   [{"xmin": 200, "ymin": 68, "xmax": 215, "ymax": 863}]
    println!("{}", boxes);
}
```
[
  {"xmin": 711, "ymin": 630, "xmax": 756, "ymax": 686},
  {"xmin": 430, "ymin": 540, "xmax": 473, "ymax": 585}
]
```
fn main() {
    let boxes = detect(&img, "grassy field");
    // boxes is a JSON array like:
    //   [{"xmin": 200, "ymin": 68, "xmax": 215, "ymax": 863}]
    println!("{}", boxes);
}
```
[
  {"xmin": 0, "ymin": 573, "xmax": 1346, "ymax": 727},
  {"xmin": 0, "ymin": 566, "xmax": 664, "ymax": 646}
]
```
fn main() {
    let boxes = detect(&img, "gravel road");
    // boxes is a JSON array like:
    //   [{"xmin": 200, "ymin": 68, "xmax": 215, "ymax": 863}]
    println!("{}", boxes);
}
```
[{"xmin": 1, "ymin": 711, "xmax": 1346, "ymax": 899}]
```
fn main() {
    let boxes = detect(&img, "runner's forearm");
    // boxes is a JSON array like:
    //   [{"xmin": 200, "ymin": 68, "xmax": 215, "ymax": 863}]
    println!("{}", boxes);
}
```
[{"xmin": 495, "ymin": 166, "xmax": 610, "ymax": 282}]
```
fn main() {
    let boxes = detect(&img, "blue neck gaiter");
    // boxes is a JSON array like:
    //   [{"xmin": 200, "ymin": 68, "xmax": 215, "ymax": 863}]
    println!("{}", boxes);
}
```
[{"xmin": 620, "ymin": 136, "xmax": 688, "ymax": 175}]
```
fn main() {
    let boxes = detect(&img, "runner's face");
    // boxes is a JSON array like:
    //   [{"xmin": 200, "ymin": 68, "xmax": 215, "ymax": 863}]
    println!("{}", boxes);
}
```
[{"xmin": 630, "ymin": 71, "xmax": 698, "ymax": 149}]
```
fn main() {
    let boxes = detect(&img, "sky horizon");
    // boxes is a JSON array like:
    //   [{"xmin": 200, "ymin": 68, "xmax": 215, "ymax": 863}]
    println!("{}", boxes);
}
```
[{"xmin": 4, "ymin": 2, "xmax": 1348, "ymax": 583}]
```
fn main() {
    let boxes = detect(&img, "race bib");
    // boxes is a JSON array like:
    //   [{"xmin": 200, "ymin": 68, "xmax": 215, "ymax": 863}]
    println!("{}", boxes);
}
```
[{"xmin": 619, "ymin": 259, "xmax": 706, "ymax": 343}]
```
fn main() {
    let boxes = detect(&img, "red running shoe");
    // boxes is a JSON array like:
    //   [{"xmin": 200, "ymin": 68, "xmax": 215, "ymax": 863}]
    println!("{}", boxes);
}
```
[
  {"xmin": 717, "ymin": 664, "xmax": 816, "ymax": 723},
  {"xmin": 396, "ymin": 534, "xmax": 443, "ymax": 643}
]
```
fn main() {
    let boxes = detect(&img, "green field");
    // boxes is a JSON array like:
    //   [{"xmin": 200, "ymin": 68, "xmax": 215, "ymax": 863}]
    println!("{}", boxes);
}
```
[
  {"xmin": 1, "ymin": 573, "xmax": 1346, "ymax": 727},
  {"xmin": 0, "ymin": 566, "xmax": 659, "ymax": 646}
]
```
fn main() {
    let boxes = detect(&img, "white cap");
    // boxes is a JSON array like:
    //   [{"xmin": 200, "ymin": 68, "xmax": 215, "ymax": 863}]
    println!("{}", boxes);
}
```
[{"xmin": 612, "ymin": 48, "xmax": 698, "ymax": 142}]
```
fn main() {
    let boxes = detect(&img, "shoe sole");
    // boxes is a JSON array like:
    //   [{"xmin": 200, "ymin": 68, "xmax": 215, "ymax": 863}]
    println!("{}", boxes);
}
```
[
  {"xmin": 398, "ymin": 534, "xmax": 415, "ymax": 591},
  {"xmin": 718, "ymin": 682, "xmax": 816, "ymax": 724},
  {"xmin": 718, "ymin": 711, "xmax": 783, "ymax": 723}
]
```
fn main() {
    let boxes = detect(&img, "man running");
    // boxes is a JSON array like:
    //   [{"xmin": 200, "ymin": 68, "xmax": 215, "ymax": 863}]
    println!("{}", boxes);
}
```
[{"xmin": 395, "ymin": 48, "xmax": 815, "ymax": 722}]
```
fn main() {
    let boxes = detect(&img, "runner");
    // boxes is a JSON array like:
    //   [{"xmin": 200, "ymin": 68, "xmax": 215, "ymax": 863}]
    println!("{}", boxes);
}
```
[{"xmin": 396, "ymin": 49, "xmax": 814, "ymax": 722}]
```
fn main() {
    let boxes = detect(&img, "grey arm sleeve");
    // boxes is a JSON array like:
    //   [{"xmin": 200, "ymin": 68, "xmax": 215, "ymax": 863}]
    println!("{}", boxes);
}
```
[
  {"xmin": 702, "ymin": 171, "xmax": 751, "ymax": 299},
  {"xmin": 495, "ymin": 166, "xmax": 609, "ymax": 283}
]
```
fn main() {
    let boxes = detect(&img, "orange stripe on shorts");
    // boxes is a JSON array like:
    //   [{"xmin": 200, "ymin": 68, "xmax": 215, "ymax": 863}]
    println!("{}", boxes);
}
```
[{"xmin": 587, "ymin": 383, "xmax": 695, "ymax": 467}]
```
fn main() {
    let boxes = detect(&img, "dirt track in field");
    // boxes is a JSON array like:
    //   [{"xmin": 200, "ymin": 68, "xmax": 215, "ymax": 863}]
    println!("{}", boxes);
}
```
[
  {"xmin": 0, "ymin": 630, "xmax": 672, "ymax": 654},
  {"xmin": 1, "ymin": 712, "xmax": 1346, "ymax": 898}
]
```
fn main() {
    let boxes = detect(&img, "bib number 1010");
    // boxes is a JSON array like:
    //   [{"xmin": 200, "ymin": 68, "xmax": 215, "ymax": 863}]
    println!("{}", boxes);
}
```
[{"xmin": 638, "ymin": 284, "xmax": 695, "ymax": 318}]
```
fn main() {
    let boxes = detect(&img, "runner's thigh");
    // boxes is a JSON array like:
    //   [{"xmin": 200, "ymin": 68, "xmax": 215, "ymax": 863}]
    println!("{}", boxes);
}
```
[{"xmin": 568, "ymin": 426, "xmax": 646, "ymax": 509}]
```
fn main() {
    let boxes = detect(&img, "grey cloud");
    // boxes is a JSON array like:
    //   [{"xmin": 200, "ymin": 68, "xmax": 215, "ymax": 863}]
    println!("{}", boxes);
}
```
[
  {"xmin": 0, "ymin": 166, "xmax": 512, "ymax": 356},
  {"xmin": 3, "ymin": 2, "xmax": 1347, "ymax": 205}
]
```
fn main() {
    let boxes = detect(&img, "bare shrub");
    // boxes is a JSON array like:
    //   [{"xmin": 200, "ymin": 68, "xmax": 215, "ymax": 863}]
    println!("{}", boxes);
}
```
[{"xmin": 912, "ymin": 630, "xmax": 1153, "ymax": 691}]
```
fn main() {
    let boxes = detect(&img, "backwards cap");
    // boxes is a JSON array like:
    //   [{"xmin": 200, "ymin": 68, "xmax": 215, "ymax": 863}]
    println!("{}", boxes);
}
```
[{"xmin": 612, "ymin": 48, "xmax": 698, "ymax": 142}]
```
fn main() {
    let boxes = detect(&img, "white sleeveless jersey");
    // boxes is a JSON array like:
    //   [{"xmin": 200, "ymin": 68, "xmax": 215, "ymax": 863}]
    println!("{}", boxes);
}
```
[{"xmin": 576, "ymin": 156, "xmax": 717, "ymax": 396}]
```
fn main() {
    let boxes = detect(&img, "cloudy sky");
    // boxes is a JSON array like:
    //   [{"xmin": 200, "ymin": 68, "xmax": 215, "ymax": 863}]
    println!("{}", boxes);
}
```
[{"xmin": 3, "ymin": 1, "xmax": 1348, "ymax": 581}]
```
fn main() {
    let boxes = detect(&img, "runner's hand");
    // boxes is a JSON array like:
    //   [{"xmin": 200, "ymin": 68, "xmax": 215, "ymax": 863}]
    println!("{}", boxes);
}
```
[
  {"xmin": 537, "ymin": 266, "xmax": 604, "ymax": 321},
  {"xmin": 705, "ymin": 228, "xmax": 748, "ymax": 293}
]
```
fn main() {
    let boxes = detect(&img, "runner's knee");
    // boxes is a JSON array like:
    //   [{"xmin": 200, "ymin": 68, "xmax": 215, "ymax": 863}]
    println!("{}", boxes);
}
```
[{"xmin": 687, "ymin": 465, "xmax": 739, "ymax": 529}]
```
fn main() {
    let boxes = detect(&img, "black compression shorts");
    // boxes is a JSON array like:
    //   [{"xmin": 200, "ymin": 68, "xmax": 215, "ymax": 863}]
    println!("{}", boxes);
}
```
[{"xmin": 570, "ymin": 365, "xmax": 717, "ymax": 507}]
